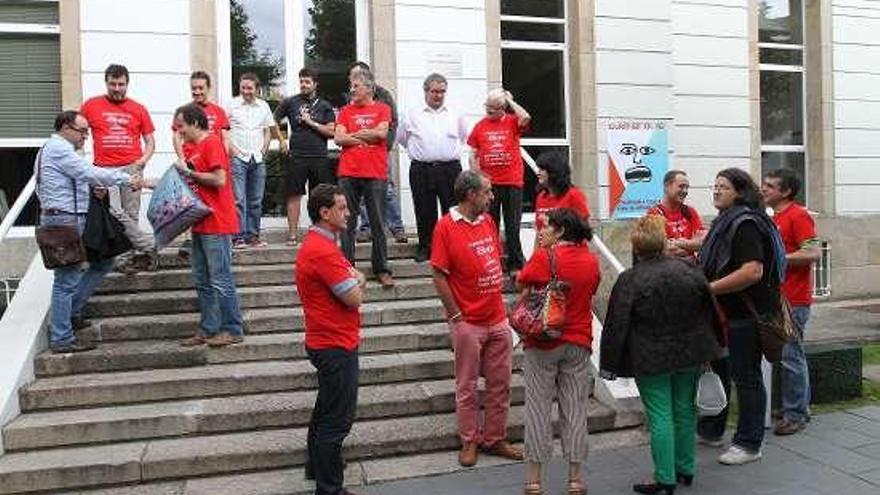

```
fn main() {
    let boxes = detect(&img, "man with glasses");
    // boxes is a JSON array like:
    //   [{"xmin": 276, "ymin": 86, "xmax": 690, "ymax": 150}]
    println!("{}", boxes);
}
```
[
  {"xmin": 467, "ymin": 88, "xmax": 531, "ymax": 275},
  {"xmin": 80, "ymin": 63, "xmax": 157, "ymax": 274}
]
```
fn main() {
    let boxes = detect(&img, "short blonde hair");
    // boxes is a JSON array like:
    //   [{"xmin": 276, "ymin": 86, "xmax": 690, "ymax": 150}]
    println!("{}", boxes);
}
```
[
  {"xmin": 486, "ymin": 88, "xmax": 507, "ymax": 107},
  {"xmin": 631, "ymin": 215, "xmax": 667, "ymax": 257}
]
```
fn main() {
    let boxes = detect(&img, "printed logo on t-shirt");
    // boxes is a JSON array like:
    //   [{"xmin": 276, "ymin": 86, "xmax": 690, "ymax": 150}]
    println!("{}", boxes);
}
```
[
  {"xmin": 469, "ymin": 236, "xmax": 503, "ymax": 294},
  {"xmin": 668, "ymin": 217, "xmax": 690, "ymax": 239},
  {"xmin": 481, "ymin": 130, "xmax": 514, "ymax": 168},
  {"xmin": 100, "ymin": 111, "xmax": 137, "ymax": 149},
  {"xmin": 354, "ymin": 113, "xmax": 380, "ymax": 129}
]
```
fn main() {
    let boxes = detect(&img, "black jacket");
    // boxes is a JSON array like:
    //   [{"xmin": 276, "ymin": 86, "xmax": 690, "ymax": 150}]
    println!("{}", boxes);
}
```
[{"xmin": 600, "ymin": 255, "xmax": 725, "ymax": 378}]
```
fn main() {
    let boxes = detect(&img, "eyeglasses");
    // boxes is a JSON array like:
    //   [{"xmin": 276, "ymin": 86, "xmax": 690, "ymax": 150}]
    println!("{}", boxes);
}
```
[{"xmin": 68, "ymin": 125, "xmax": 90, "ymax": 136}]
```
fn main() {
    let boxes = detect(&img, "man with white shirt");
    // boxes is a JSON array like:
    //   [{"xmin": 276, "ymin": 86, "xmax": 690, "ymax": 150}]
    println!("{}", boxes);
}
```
[
  {"xmin": 398, "ymin": 73, "xmax": 467, "ymax": 262},
  {"xmin": 228, "ymin": 72, "xmax": 277, "ymax": 248}
]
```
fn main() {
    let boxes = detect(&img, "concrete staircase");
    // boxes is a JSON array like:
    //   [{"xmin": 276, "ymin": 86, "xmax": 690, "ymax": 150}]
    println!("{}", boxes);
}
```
[{"xmin": 0, "ymin": 240, "xmax": 632, "ymax": 494}]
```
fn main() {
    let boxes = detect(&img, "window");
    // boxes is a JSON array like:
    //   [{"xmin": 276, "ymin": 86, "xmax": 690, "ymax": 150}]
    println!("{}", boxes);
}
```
[
  {"xmin": 228, "ymin": 0, "xmax": 366, "ymax": 216},
  {"xmin": 0, "ymin": 0, "xmax": 60, "ymax": 226},
  {"xmin": 500, "ymin": 0, "xmax": 569, "ymax": 212},
  {"xmin": 759, "ymin": 0, "xmax": 806, "ymax": 203}
]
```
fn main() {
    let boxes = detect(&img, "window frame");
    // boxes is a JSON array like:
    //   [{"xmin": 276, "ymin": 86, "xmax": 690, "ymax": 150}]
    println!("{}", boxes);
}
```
[{"xmin": 758, "ymin": 1, "xmax": 808, "ymax": 201}]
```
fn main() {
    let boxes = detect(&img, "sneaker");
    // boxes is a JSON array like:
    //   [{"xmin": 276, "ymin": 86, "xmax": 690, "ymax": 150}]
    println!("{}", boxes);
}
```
[
  {"xmin": 482, "ymin": 440, "xmax": 523, "ymax": 461},
  {"xmin": 698, "ymin": 436, "xmax": 725, "ymax": 448},
  {"xmin": 718, "ymin": 445, "xmax": 762, "ymax": 465},
  {"xmin": 773, "ymin": 418, "xmax": 806, "ymax": 436},
  {"xmin": 376, "ymin": 272, "xmax": 395, "ymax": 288},
  {"xmin": 393, "ymin": 231, "xmax": 408, "ymax": 244},
  {"xmin": 180, "ymin": 333, "xmax": 207, "ymax": 347},
  {"xmin": 206, "ymin": 333, "xmax": 244, "ymax": 347},
  {"xmin": 71, "ymin": 316, "xmax": 92, "ymax": 331},
  {"xmin": 50, "ymin": 341, "xmax": 97, "ymax": 354},
  {"xmin": 356, "ymin": 230, "xmax": 372, "ymax": 243},
  {"xmin": 232, "ymin": 239, "xmax": 249, "ymax": 250}
]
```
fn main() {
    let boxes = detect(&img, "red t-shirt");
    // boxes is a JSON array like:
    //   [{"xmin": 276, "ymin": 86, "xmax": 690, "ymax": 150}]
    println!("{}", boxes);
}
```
[
  {"xmin": 297, "ymin": 228, "xmax": 361, "ymax": 351},
  {"xmin": 774, "ymin": 203, "xmax": 816, "ymax": 306},
  {"xmin": 173, "ymin": 102, "xmax": 230, "ymax": 159},
  {"xmin": 80, "ymin": 96, "xmax": 156, "ymax": 166},
  {"xmin": 467, "ymin": 114, "xmax": 524, "ymax": 187},
  {"xmin": 535, "ymin": 187, "xmax": 591, "ymax": 232},
  {"xmin": 336, "ymin": 101, "xmax": 391, "ymax": 180},
  {"xmin": 187, "ymin": 134, "xmax": 239, "ymax": 234},
  {"xmin": 647, "ymin": 203, "xmax": 704, "ymax": 240},
  {"xmin": 431, "ymin": 211, "xmax": 507, "ymax": 326},
  {"xmin": 517, "ymin": 244, "xmax": 600, "ymax": 350}
]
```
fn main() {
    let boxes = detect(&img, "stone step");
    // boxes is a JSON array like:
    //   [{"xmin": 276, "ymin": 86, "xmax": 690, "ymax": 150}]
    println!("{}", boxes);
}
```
[
  {"xmin": 35, "ymin": 323, "xmax": 451, "ymax": 377},
  {"xmin": 157, "ymin": 242, "xmax": 418, "ymax": 269},
  {"xmin": 80, "ymin": 299, "xmax": 446, "ymax": 343},
  {"xmin": 21, "ymin": 349, "xmax": 524, "ymax": 411},
  {"xmin": 84, "ymin": 277, "xmax": 440, "ymax": 317},
  {"xmin": 4, "ymin": 375, "xmax": 525, "ymax": 451},
  {"xmin": 97, "ymin": 259, "xmax": 432, "ymax": 294},
  {"xmin": 0, "ymin": 403, "xmax": 615, "ymax": 494}
]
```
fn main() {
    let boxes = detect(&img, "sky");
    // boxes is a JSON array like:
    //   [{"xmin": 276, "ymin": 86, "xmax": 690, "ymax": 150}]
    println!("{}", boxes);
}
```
[{"xmin": 239, "ymin": 0, "xmax": 286, "ymax": 62}]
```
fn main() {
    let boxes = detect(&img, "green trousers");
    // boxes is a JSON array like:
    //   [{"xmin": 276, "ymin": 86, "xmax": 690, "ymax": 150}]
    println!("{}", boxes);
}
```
[{"xmin": 635, "ymin": 367, "xmax": 699, "ymax": 485}]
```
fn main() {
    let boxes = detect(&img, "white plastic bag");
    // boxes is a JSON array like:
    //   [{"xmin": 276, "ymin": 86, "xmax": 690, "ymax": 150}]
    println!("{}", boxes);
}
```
[{"xmin": 695, "ymin": 369, "xmax": 727, "ymax": 417}]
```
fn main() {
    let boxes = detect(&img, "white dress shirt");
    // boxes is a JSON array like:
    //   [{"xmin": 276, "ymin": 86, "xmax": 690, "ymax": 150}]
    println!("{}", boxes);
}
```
[
  {"xmin": 228, "ymin": 95, "xmax": 275, "ymax": 162},
  {"xmin": 397, "ymin": 103, "xmax": 467, "ymax": 162}
]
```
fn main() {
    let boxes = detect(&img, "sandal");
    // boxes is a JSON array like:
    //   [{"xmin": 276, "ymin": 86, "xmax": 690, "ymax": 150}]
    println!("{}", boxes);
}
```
[
  {"xmin": 568, "ymin": 479, "xmax": 587, "ymax": 495},
  {"xmin": 523, "ymin": 482, "xmax": 544, "ymax": 495},
  {"xmin": 285, "ymin": 237, "xmax": 298, "ymax": 247}
]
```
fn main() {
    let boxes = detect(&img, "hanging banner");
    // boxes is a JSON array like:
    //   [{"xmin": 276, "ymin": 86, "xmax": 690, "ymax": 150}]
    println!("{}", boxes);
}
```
[{"xmin": 607, "ymin": 121, "xmax": 669, "ymax": 219}]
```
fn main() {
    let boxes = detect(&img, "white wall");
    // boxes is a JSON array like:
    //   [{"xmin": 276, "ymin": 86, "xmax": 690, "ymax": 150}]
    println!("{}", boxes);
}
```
[
  {"xmin": 832, "ymin": 0, "xmax": 880, "ymax": 214},
  {"xmin": 79, "ymin": 0, "xmax": 194, "ymax": 209},
  {"xmin": 393, "ymin": 0, "xmax": 487, "ymax": 227}
]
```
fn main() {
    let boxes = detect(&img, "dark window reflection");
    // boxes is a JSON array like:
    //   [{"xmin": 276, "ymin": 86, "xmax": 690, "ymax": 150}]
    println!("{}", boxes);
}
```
[
  {"xmin": 501, "ymin": 0, "xmax": 563, "ymax": 18},
  {"xmin": 760, "ymin": 71, "xmax": 804, "ymax": 146},
  {"xmin": 759, "ymin": 0, "xmax": 803, "ymax": 44},
  {"xmin": 502, "ymin": 49, "xmax": 566, "ymax": 139},
  {"xmin": 305, "ymin": 0, "xmax": 356, "ymax": 109},
  {"xmin": 761, "ymin": 151, "xmax": 806, "ymax": 204},
  {"xmin": 0, "ymin": 148, "xmax": 39, "ymax": 226},
  {"xmin": 501, "ymin": 21, "xmax": 564, "ymax": 43},
  {"xmin": 759, "ymin": 48, "xmax": 803, "ymax": 65}
]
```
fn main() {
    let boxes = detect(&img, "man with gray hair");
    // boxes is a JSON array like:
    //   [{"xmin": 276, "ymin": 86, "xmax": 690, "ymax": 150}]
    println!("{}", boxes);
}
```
[
  {"xmin": 398, "ymin": 73, "xmax": 468, "ymax": 262},
  {"xmin": 431, "ymin": 169, "xmax": 522, "ymax": 467},
  {"xmin": 467, "ymin": 88, "xmax": 531, "ymax": 275},
  {"xmin": 334, "ymin": 67, "xmax": 395, "ymax": 287}
]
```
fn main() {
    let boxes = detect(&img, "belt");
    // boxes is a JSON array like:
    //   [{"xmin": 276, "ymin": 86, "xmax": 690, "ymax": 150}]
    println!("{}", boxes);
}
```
[
  {"xmin": 412, "ymin": 159, "xmax": 460, "ymax": 166},
  {"xmin": 41, "ymin": 208, "xmax": 85, "ymax": 216}
]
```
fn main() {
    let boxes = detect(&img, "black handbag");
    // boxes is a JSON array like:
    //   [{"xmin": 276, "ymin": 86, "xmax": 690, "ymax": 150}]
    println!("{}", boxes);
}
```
[
  {"xmin": 83, "ymin": 194, "xmax": 132, "ymax": 261},
  {"xmin": 34, "ymin": 147, "xmax": 87, "ymax": 269}
]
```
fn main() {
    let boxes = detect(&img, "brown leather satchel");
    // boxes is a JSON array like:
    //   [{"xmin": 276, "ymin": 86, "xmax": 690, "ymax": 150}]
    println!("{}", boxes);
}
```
[{"xmin": 34, "ymin": 147, "xmax": 87, "ymax": 269}]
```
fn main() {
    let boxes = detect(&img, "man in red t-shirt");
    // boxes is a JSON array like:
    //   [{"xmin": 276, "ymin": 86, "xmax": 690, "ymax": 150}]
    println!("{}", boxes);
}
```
[
  {"xmin": 334, "ymin": 68, "xmax": 394, "ymax": 288},
  {"xmin": 646, "ymin": 170, "xmax": 705, "ymax": 258},
  {"xmin": 80, "ymin": 63, "xmax": 157, "ymax": 272},
  {"xmin": 171, "ymin": 104, "xmax": 243, "ymax": 349},
  {"xmin": 296, "ymin": 183, "xmax": 366, "ymax": 495},
  {"xmin": 467, "ymin": 88, "xmax": 531, "ymax": 274},
  {"xmin": 762, "ymin": 168, "xmax": 820, "ymax": 436},
  {"xmin": 431, "ymin": 169, "xmax": 523, "ymax": 467}
]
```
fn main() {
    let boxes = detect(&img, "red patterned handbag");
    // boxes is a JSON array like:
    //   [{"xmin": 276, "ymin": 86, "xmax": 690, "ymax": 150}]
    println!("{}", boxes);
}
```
[{"xmin": 510, "ymin": 248, "xmax": 567, "ymax": 341}]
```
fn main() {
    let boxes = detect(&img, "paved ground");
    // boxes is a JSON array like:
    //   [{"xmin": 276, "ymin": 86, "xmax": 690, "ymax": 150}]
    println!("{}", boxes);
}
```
[
  {"xmin": 357, "ymin": 406, "xmax": 880, "ymax": 495},
  {"xmin": 806, "ymin": 299, "xmax": 880, "ymax": 345}
]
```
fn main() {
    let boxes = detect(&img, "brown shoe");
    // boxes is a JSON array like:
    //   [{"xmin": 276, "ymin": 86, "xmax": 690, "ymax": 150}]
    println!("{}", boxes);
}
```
[
  {"xmin": 206, "ymin": 333, "xmax": 244, "ymax": 347},
  {"xmin": 773, "ymin": 418, "xmax": 806, "ymax": 436},
  {"xmin": 180, "ymin": 333, "xmax": 207, "ymax": 347},
  {"xmin": 459, "ymin": 442, "xmax": 478, "ymax": 467},
  {"xmin": 483, "ymin": 440, "xmax": 523, "ymax": 461},
  {"xmin": 393, "ymin": 231, "xmax": 409, "ymax": 244},
  {"xmin": 377, "ymin": 272, "xmax": 395, "ymax": 288}
]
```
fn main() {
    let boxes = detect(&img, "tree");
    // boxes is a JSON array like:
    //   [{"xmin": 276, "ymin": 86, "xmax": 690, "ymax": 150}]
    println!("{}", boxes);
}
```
[{"xmin": 230, "ymin": 0, "xmax": 284, "ymax": 97}]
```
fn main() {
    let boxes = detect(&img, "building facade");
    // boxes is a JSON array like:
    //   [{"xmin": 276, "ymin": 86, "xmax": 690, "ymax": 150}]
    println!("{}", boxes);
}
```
[{"xmin": 0, "ymin": 0, "xmax": 879, "ymax": 297}]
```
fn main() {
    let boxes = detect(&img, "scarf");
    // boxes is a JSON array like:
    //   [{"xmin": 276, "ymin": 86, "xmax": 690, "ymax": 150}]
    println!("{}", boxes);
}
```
[{"xmin": 698, "ymin": 205, "xmax": 787, "ymax": 284}]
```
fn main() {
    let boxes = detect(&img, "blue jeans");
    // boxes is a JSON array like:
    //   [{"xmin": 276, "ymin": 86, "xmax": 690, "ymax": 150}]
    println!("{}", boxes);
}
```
[
  {"xmin": 231, "ymin": 156, "xmax": 266, "ymax": 242},
  {"xmin": 728, "ymin": 317, "xmax": 766, "ymax": 452},
  {"xmin": 46, "ymin": 214, "xmax": 113, "ymax": 347},
  {"xmin": 191, "ymin": 233, "xmax": 244, "ymax": 336},
  {"xmin": 781, "ymin": 306, "xmax": 811, "ymax": 423},
  {"xmin": 358, "ymin": 164, "xmax": 403, "ymax": 235}
]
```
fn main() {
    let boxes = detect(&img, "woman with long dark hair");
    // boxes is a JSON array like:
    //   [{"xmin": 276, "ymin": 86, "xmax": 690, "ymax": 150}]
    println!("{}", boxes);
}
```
[
  {"xmin": 516, "ymin": 208, "xmax": 599, "ymax": 495},
  {"xmin": 697, "ymin": 167, "xmax": 786, "ymax": 466},
  {"xmin": 534, "ymin": 151, "xmax": 590, "ymax": 238}
]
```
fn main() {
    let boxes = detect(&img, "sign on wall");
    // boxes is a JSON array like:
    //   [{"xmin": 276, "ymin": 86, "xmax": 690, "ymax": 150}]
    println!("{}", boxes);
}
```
[{"xmin": 607, "ymin": 121, "xmax": 669, "ymax": 219}]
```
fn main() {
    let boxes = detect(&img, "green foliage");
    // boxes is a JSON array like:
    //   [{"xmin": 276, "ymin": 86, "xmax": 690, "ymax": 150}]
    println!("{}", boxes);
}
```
[
  {"xmin": 862, "ymin": 344, "xmax": 880, "ymax": 366},
  {"xmin": 230, "ymin": 0, "xmax": 284, "ymax": 97}
]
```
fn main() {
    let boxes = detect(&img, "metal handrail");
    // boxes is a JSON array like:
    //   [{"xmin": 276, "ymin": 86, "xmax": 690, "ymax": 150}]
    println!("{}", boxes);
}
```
[{"xmin": 0, "ymin": 174, "xmax": 36, "ymax": 246}]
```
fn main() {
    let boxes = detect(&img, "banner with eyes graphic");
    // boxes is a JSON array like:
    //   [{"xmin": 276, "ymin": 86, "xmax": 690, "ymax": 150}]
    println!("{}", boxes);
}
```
[{"xmin": 607, "ymin": 121, "xmax": 668, "ymax": 219}]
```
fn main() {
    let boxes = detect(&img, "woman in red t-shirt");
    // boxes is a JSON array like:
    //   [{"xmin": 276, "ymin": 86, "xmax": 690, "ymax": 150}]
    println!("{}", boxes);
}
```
[
  {"xmin": 533, "ymin": 151, "xmax": 590, "ymax": 250},
  {"xmin": 515, "ymin": 208, "xmax": 599, "ymax": 495}
]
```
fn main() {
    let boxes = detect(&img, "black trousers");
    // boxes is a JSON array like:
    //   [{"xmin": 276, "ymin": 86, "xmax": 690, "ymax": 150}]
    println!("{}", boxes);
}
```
[
  {"xmin": 489, "ymin": 185, "xmax": 525, "ymax": 271},
  {"xmin": 697, "ymin": 357, "xmax": 731, "ymax": 441},
  {"xmin": 409, "ymin": 159, "xmax": 461, "ymax": 257},
  {"xmin": 306, "ymin": 347, "xmax": 359, "ymax": 495},
  {"xmin": 339, "ymin": 177, "xmax": 389, "ymax": 275}
]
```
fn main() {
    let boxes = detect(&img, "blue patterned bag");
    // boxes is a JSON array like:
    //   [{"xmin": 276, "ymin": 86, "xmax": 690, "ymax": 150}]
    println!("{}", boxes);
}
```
[{"xmin": 147, "ymin": 166, "xmax": 211, "ymax": 247}]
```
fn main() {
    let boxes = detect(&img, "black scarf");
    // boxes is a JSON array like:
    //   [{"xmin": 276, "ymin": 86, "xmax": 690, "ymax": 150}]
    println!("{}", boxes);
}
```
[{"xmin": 699, "ymin": 205, "xmax": 785, "ymax": 283}]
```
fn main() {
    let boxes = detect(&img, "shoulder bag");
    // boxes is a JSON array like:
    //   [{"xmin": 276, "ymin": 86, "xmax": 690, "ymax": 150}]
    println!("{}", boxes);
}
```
[
  {"xmin": 34, "ymin": 147, "xmax": 88, "ymax": 269},
  {"xmin": 740, "ymin": 291, "xmax": 797, "ymax": 363},
  {"xmin": 510, "ymin": 247, "xmax": 567, "ymax": 341}
]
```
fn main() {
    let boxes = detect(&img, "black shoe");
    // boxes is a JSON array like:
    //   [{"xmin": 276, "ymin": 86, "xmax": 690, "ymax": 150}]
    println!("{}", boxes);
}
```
[
  {"xmin": 304, "ymin": 463, "xmax": 314, "ymax": 481},
  {"xmin": 71, "ymin": 316, "xmax": 92, "ymax": 331},
  {"xmin": 50, "ymin": 341, "xmax": 97, "ymax": 354},
  {"xmin": 414, "ymin": 250, "xmax": 429, "ymax": 263},
  {"xmin": 676, "ymin": 473, "xmax": 693, "ymax": 486},
  {"xmin": 633, "ymin": 482, "xmax": 676, "ymax": 494}
]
